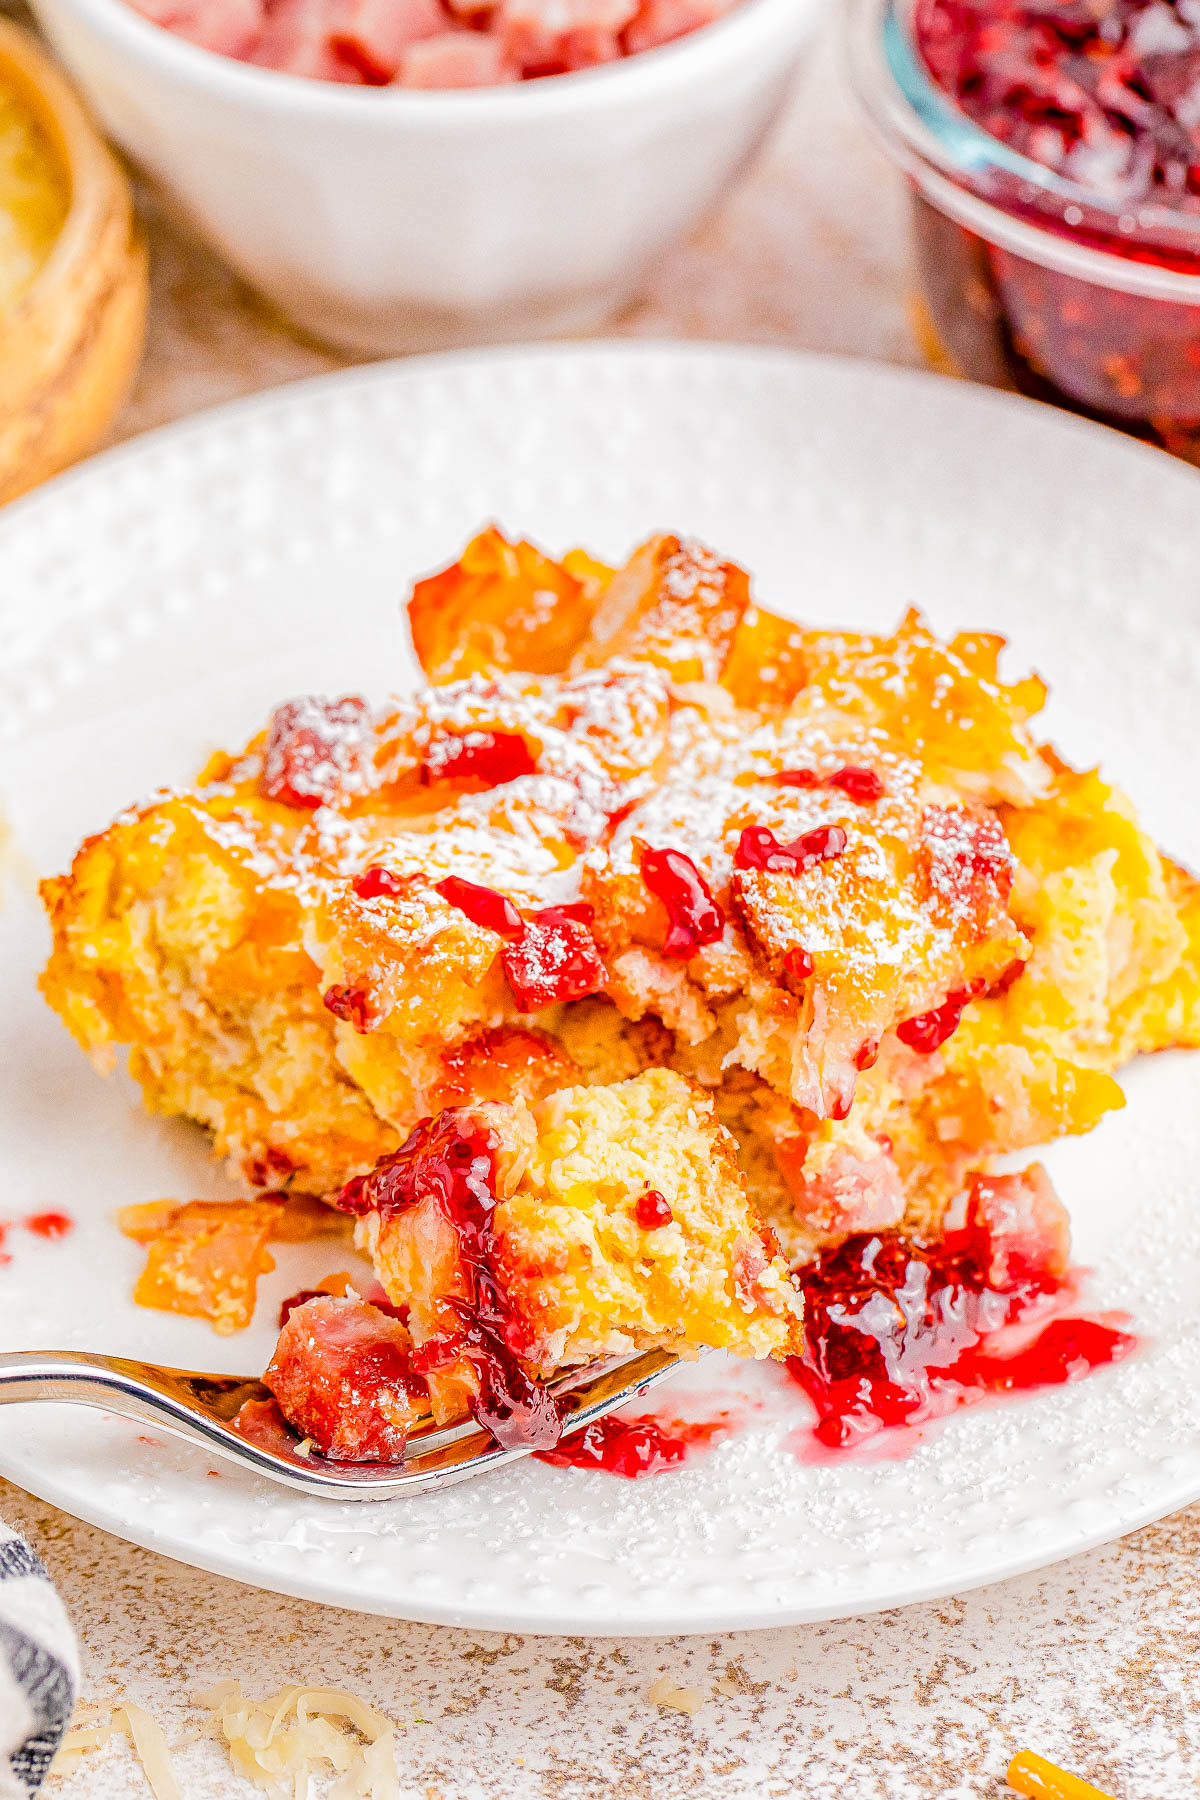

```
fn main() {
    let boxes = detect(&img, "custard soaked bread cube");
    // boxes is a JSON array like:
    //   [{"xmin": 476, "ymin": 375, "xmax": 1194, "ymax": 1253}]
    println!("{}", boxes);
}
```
[
  {"xmin": 569, "ymin": 533, "xmax": 751, "ymax": 684},
  {"xmin": 346, "ymin": 1070, "xmax": 803, "ymax": 1446},
  {"xmin": 38, "ymin": 792, "xmax": 402, "ymax": 1196},
  {"xmin": 407, "ymin": 527, "xmax": 611, "ymax": 685},
  {"xmin": 582, "ymin": 713, "xmax": 1029, "ymax": 1123}
]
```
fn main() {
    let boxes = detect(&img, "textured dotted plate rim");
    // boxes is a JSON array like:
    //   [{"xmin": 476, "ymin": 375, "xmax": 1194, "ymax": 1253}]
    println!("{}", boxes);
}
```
[{"xmin": 1, "ymin": 341, "xmax": 1198, "ymax": 1635}]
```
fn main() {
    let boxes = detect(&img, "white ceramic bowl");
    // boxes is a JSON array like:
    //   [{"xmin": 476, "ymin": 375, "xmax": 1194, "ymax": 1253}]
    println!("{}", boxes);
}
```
[{"xmin": 27, "ymin": 0, "xmax": 823, "ymax": 353}]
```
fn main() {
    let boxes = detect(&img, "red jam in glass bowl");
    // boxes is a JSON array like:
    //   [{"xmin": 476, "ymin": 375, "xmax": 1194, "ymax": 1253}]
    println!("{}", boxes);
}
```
[{"xmin": 852, "ymin": 0, "xmax": 1200, "ymax": 460}]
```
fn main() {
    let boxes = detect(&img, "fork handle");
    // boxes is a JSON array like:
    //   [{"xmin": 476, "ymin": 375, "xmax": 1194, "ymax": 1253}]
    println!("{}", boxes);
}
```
[
  {"xmin": 0, "ymin": 1350, "xmax": 172, "ymax": 1412},
  {"xmin": 0, "ymin": 1349, "xmax": 267, "ymax": 1447}
]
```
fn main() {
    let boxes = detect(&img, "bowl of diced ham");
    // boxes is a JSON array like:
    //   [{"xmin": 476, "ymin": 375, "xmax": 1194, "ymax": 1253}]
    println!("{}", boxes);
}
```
[{"xmin": 27, "ymin": 0, "xmax": 822, "ymax": 351}]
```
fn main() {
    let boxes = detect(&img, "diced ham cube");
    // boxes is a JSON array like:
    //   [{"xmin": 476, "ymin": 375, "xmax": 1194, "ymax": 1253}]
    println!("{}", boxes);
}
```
[
  {"xmin": 963, "ymin": 1164, "xmax": 1071, "ymax": 1292},
  {"xmin": 131, "ymin": 0, "xmax": 265, "ymax": 57},
  {"xmin": 501, "ymin": 0, "xmax": 636, "ymax": 29},
  {"xmin": 495, "ymin": 0, "xmax": 634, "ymax": 70},
  {"xmin": 556, "ymin": 26, "xmax": 623, "ymax": 67},
  {"xmin": 776, "ymin": 1144, "xmax": 907, "ymax": 1236},
  {"xmin": 624, "ymin": 0, "xmax": 737, "ymax": 54},
  {"xmin": 249, "ymin": 0, "xmax": 363, "ymax": 80},
  {"xmin": 260, "ymin": 694, "xmax": 372, "ymax": 807},
  {"xmin": 502, "ymin": 912, "xmax": 607, "ymax": 1011},
  {"xmin": 233, "ymin": 1395, "xmax": 301, "ymax": 1456},
  {"xmin": 396, "ymin": 29, "xmax": 518, "ymax": 85},
  {"xmin": 264, "ymin": 1293, "xmax": 428, "ymax": 1461},
  {"xmin": 328, "ymin": 0, "xmax": 444, "ymax": 82}
]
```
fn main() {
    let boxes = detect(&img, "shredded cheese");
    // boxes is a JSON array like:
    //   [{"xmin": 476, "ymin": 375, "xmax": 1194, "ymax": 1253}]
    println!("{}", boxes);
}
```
[
  {"xmin": 50, "ymin": 1702, "xmax": 179, "ymax": 1795},
  {"xmin": 196, "ymin": 1681, "xmax": 402, "ymax": 1799},
  {"xmin": 119, "ymin": 1705, "xmax": 182, "ymax": 1800},
  {"xmin": 646, "ymin": 1677, "xmax": 705, "ymax": 1716},
  {"xmin": 51, "ymin": 1686, "xmax": 400, "ymax": 1800},
  {"xmin": 50, "ymin": 1707, "xmax": 120, "ymax": 1780}
]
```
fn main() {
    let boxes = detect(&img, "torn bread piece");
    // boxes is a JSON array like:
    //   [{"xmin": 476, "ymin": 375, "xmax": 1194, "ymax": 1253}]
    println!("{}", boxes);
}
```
[{"xmin": 341, "ymin": 1069, "xmax": 803, "ymax": 1447}]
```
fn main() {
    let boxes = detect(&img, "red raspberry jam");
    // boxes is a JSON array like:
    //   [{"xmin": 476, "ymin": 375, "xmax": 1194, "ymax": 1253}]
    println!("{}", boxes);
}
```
[
  {"xmin": 420, "ymin": 730, "xmax": 538, "ymax": 788},
  {"xmin": 246, "ymin": 1146, "xmax": 296, "ymax": 1190},
  {"xmin": 353, "ymin": 865, "xmax": 406, "ymax": 900},
  {"xmin": 23, "ymin": 1211, "xmax": 73, "ymax": 1240},
  {"xmin": 638, "ymin": 846, "xmax": 726, "ymax": 959},
  {"xmin": 735, "ymin": 823, "xmax": 848, "ymax": 875},
  {"xmin": 322, "ymin": 982, "xmax": 377, "ymax": 1033},
  {"xmin": 989, "ymin": 957, "xmax": 1028, "ymax": 996},
  {"xmin": 895, "ymin": 987, "xmax": 973, "ymax": 1054},
  {"xmin": 260, "ymin": 695, "xmax": 370, "ymax": 810},
  {"xmin": 502, "ymin": 907, "xmax": 607, "ymax": 1010},
  {"xmin": 918, "ymin": 0, "xmax": 1200, "ymax": 209},
  {"xmin": 278, "ymin": 1287, "xmax": 329, "ymax": 1327},
  {"xmin": 776, "ymin": 766, "xmax": 884, "ymax": 802},
  {"xmin": 783, "ymin": 947, "xmax": 816, "ymax": 987},
  {"xmin": 435, "ymin": 875, "xmax": 524, "ymax": 938},
  {"xmin": 435, "ymin": 881, "xmax": 606, "ymax": 1009},
  {"xmin": 536, "ymin": 1414, "xmax": 698, "ymax": 1478},
  {"xmin": 789, "ymin": 1168, "xmax": 1134, "ymax": 1448},
  {"xmin": 338, "ymin": 1114, "xmax": 561, "ymax": 1451},
  {"xmin": 910, "ymin": 0, "xmax": 1200, "ymax": 459},
  {"xmin": 827, "ymin": 765, "xmax": 885, "ymax": 803},
  {"xmin": 634, "ymin": 1189, "xmax": 673, "ymax": 1229}
]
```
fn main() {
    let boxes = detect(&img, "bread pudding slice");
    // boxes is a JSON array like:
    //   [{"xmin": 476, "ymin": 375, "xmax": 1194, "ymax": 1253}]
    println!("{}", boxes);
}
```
[
  {"xmin": 39, "ymin": 523, "xmax": 1200, "ymax": 1291},
  {"xmin": 342, "ymin": 1069, "xmax": 802, "ymax": 1447}
]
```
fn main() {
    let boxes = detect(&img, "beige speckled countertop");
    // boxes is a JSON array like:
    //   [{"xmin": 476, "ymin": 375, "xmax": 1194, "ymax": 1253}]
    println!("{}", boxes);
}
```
[{"xmin": 13, "ymin": 17, "xmax": 1200, "ymax": 1799}]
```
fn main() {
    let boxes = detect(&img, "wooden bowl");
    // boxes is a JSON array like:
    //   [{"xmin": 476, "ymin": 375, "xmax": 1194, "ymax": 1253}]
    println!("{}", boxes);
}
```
[{"xmin": 0, "ymin": 18, "xmax": 147, "ymax": 505}]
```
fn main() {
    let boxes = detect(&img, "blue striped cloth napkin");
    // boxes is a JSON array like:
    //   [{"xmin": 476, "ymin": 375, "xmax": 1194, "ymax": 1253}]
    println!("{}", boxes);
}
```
[{"xmin": 0, "ymin": 1526, "xmax": 77, "ymax": 1797}]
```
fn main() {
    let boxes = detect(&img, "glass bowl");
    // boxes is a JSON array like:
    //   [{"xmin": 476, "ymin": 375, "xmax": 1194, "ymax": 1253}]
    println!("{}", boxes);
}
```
[{"xmin": 849, "ymin": 0, "xmax": 1200, "ymax": 463}]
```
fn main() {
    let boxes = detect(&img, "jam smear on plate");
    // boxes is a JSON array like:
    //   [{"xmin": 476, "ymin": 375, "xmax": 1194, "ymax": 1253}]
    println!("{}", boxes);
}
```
[
  {"xmin": 23, "ymin": 1211, "xmax": 74, "ymax": 1240},
  {"xmin": 536, "ymin": 1413, "xmax": 731, "ymax": 1478},
  {"xmin": 788, "ymin": 1167, "xmax": 1135, "ymax": 1449}
]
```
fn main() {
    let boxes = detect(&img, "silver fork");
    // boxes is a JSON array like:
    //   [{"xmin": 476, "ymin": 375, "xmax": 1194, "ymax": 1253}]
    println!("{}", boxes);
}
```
[{"xmin": 0, "ymin": 1348, "xmax": 682, "ymax": 1499}]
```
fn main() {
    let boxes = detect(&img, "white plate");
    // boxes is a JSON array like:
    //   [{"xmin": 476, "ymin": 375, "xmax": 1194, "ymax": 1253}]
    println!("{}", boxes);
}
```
[{"xmin": 2, "ymin": 344, "xmax": 1199, "ymax": 1636}]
